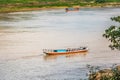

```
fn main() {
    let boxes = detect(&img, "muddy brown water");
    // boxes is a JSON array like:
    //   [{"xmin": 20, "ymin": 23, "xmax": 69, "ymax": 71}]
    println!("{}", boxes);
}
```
[{"xmin": 0, "ymin": 8, "xmax": 120, "ymax": 80}]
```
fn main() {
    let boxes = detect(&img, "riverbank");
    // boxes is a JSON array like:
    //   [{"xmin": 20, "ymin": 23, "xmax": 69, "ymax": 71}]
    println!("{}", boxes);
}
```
[
  {"xmin": 89, "ymin": 65, "xmax": 120, "ymax": 80},
  {"xmin": 0, "ymin": 2, "xmax": 120, "ymax": 13}
]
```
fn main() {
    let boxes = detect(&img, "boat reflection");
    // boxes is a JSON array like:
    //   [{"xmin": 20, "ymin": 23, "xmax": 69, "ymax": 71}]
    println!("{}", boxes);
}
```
[{"xmin": 43, "ymin": 52, "xmax": 87, "ymax": 61}]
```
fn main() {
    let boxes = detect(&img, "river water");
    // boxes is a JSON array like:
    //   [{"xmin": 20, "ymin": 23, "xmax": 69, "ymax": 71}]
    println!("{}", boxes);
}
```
[{"xmin": 0, "ymin": 8, "xmax": 120, "ymax": 80}]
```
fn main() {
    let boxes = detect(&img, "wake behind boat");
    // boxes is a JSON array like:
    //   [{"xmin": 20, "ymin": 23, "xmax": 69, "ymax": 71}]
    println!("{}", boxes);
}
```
[{"xmin": 43, "ymin": 47, "xmax": 88, "ymax": 55}]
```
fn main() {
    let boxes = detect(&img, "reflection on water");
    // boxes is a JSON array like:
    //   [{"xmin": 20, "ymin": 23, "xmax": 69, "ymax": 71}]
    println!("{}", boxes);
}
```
[
  {"xmin": 0, "ymin": 8, "xmax": 120, "ymax": 80},
  {"xmin": 44, "ymin": 52, "xmax": 87, "ymax": 61}
]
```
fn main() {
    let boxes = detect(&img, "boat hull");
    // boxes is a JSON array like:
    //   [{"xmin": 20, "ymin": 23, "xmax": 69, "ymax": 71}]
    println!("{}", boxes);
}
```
[{"xmin": 44, "ymin": 50, "xmax": 88, "ymax": 55}]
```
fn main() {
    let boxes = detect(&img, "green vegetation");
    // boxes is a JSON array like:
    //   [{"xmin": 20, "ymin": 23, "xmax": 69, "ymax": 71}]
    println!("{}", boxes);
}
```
[
  {"xmin": 0, "ymin": 0, "xmax": 120, "ymax": 12},
  {"xmin": 103, "ymin": 16, "xmax": 120, "ymax": 50},
  {"xmin": 88, "ymin": 16, "xmax": 120, "ymax": 79},
  {"xmin": 87, "ymin": 16, "xmax": 120, "ymax": 80},
  {"xmin": 95, "ymin": 0, "xmax": 107, "ymax": 3},
  {"xmin": 86, "ymin": 64, "xmax": 120, "ymax": 79},
  {"xmin": 87, "ymin": 64, "xmax": 120, "ymax": 80},
  {"xmin": 95, "ymin": 0, "xmax": 120, "ymax": 3}
]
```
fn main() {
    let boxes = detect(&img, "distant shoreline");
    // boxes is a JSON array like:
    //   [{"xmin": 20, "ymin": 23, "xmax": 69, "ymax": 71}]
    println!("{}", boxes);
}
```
[{"xmin": 0, "ymin": 2, "xmax": 120, "ymax": 13}]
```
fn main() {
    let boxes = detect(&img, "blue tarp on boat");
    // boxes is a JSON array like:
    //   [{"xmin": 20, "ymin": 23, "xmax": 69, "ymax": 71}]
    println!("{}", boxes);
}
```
[{"xmin": 54, "ymin": 49, "xmax": 67, "ymax": 52}]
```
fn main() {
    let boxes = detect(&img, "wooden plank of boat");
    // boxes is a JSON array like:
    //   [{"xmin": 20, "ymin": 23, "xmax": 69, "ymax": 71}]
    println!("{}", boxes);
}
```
[{"xmin": 43, "ymin": 47, "xmax": 88, "ymax": 55}]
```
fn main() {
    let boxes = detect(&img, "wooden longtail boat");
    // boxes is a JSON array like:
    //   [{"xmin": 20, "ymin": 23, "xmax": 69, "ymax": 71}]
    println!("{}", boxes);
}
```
[
  {"xmin": 65, "ymin": 7, "xmax": 79, "ymax": 12},
  {"xmin": 43, "ymin": 47, "xmax": 88, "ymax": 55}
]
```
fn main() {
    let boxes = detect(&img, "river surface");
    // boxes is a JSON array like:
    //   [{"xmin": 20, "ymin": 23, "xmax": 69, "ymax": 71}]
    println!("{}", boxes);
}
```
[{"xmin": 0, "ymin": 8, "xmax": 120, "ymax": 80}]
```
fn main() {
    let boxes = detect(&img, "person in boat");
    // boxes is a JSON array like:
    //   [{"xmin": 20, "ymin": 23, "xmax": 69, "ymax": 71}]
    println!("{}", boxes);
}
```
[
  {"xmin": 65, "ymin": 8, "xmax": 68, "ymax": 12},
  {"xmin": 67, "ymin": 48, "xmax": 71, "ymax": 52}
]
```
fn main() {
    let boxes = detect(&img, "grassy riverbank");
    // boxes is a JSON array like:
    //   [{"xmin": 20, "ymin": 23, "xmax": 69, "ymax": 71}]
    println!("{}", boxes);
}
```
[{"xmin": 0, "ymin": 0, "xmax": 120, "ymax": 12}]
